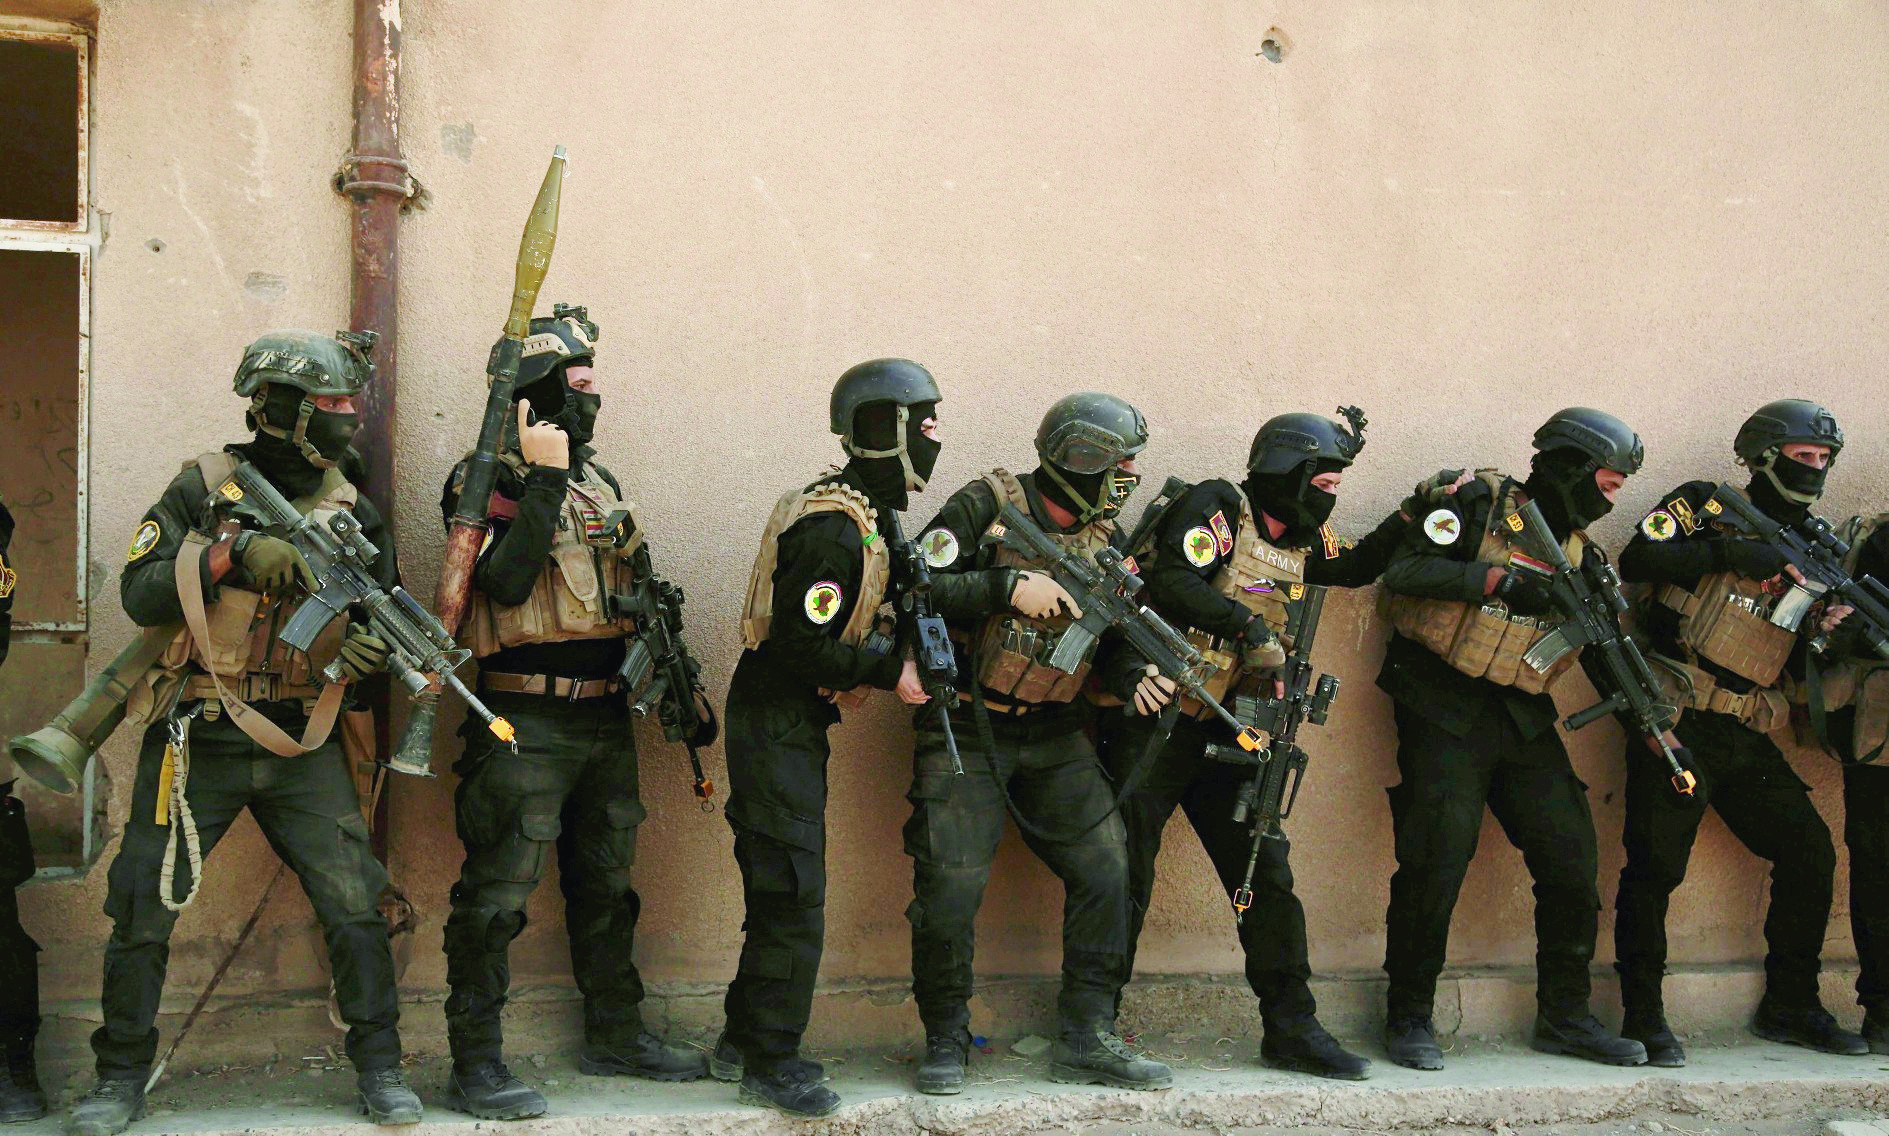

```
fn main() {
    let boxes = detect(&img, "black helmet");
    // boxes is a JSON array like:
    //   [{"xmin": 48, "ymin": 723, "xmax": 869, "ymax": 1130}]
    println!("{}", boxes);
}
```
[
  {"xmin": 490, "ymin": 302, "xmax": 599, "ymax": 390},
  {"xmin": 1734, "ymin": 399, "xmax": 1843, "ymax": 465},
  {"xmin": 235, "ymin": 329, "xmax": 378, "ymax": 470},
  {"xmin": 832, "ymin": 358, "xmax": 943, "ymax": 495},
  {"xmin": 1247, "ymin": 406, "xmax": 1367, "ymax": 475},
  {"xmin": 1531, "ymin": 407, "xmax": 1644, "ymax": 475},
  {"xmin": 1034, "ymin": 392, "xmax": 1148, "ymax": 524}
]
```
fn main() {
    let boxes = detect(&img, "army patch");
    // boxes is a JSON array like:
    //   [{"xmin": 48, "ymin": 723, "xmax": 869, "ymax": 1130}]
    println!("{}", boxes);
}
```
[
  {"xmin": 127, "ymin": 520, "xmax": 162, "ymax": 561},
  {"xmin": 1641, "ymin": 510, "xmax": 1678, "ymax": 541},
  {"xmin": 1208, "ymin": 510, "xmax": 1235, "ymax": 555},
  {"xmin": 1320, "ymin": 523, "xmax": 1340, "ymax": 560},
  {"xmin": 1182, "ymin": 526, "xmax": 1219, "ymax": 567},
  {"xmin": 1422, "ymin": 509, "xmax": 1462, "ymax": 546},
  {"xmin": 804, "ymin": 580, "xmax": 843, "ymax": 625},
  {"xmin": 0, "ymin": 555, "xmax": 13, "ymax": 599},
  {"xmin": 917, "ymin": 527, "xmax": 960, "ymax": 568},
  {"xmin": 1667, "ymin": 496, "xmax": 1697, "ymax": 534}
]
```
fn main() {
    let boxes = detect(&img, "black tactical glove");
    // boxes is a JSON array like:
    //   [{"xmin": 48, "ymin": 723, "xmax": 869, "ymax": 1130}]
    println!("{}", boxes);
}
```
[
  {"xmin": 1713, "ymin": 538, "xmax": 1789, "ymax": 582},
  {"xmin": 1494, "ymin": 568, "xmax": 1555, "ymax": 617},
  {"xmin": 236, "ymin": 533, "xmax": 317, "ymax": 593},
  {"xmin": 332, "ymin": 625, "xmax": 390, "ymax": 683},
  {"xmin": 1239, "ymin": 614, "xmax": 1287, "ymax": 672},
  {"xmin": 1400, "ymin": 469, "xmax": 1467, "ymax": 520}
]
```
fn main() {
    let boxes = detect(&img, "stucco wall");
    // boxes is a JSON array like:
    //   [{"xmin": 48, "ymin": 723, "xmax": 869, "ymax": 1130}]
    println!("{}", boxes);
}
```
[{"xmin": 16, "ymin": 0, "xmax": 1889, "ymax": 1050}]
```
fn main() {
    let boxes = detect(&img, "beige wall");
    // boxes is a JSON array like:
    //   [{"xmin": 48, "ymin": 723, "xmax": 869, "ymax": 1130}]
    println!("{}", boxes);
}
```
[{"xmin": 17, "ymin": 0, "xmax": 1889, "ymax": 1044}]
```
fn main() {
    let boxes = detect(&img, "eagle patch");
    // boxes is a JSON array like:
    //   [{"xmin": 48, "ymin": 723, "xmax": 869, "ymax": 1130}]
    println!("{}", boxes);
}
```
[
  {"xmin": 127, "ymin": 520, "xmax": 162, "ymax": 561},
  {"xmin": 1182, "ymin": 526, "xmax": 1219, "ymax": 567},
  {"xmin": 1667, "ymin": 497, "xmax": 1697, "ymax": 534},
  {"xmin": 1641, "ymin": 510, "xmax": 1678, "ymax": 542},
  {"xmin": 917, "ymin": 528, "xmax": 960, "ymax": 569},
  {"xmin": 804, "ymin": 580, "xmax": 844, "ymax": 625},
  {"xmin": 1422, "ymin": 509, "xmax": 1462, "ymax": 546}
]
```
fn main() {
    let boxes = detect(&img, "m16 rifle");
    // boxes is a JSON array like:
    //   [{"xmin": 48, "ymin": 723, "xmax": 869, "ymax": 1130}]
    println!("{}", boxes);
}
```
[
  {"xmin": 1702, "ymin": 483, "xmax": 1889, "ymax": 660},
  {"xmin": 217, "ymin": 461, "xmax": 517, "ymax": 755},
  {"xmin": 1507, "ymin": 499, "xmax": 1696, "ymax": 797},
  {"xmin": 1203, "ymin": 582, "xmax": 1338, "ymax": 920},
  {"xmin": 984, "ymin": 501, "xmax": 1264, "ymax": 754},
  {"xmin": 609, "ymin": 545, "xmax": 719, "ymax": 808},
  {"xmin": 885, "ymin": 509, "xmax": 962, "ymax": 774}
]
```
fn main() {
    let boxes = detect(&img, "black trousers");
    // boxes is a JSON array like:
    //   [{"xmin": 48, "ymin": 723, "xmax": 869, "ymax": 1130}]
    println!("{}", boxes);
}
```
[
  {"xmin": 1843, "ymin": 760, "xmax": 1889, "ymax": 1016},
  {"xmin": 443, "ymin": 692, "xmax": 647, "ymax": 1066},
  {"xmin": 1614, "ymin": 710, "xmax": 1835, "ymax": 1014},
  {"xmin": 1097, "ymin": 709, "xmax": 1316, "ymax": 1027},
  {"xmin": 0, "ymin": 791, "xmax": 38, "ymax": 1056},
  {"xmin": 1383, "ymin": 698, "xmax": 1602, "ymax": 1021},
  {"xmin": 720, "ymin": 662, "xmax": 838, "ymax": 1077},
  {"xmin": 92, "ymin": 709, "xmax": 400, "ymax": 1079},
  {"xmin": 902, "ymin": 705, "xmax": 1128, "ymax": 1038}
]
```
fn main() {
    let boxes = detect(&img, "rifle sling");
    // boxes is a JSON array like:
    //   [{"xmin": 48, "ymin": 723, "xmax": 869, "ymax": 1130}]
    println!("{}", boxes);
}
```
[{"xmin": 176, "ymin": 532, "xmax": 344, "ymax": 757}]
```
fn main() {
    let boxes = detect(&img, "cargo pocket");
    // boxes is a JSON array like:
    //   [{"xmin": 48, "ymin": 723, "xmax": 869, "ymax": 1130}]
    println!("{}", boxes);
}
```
[
  {"xmin": 738, "ymin": 944, "xmax": 796, "ymax": 980},
  {"xmin": 493, "ymin": 813, "xmax": 560, "ymax": 885},
  {"xmin": 590, "ymin": 798, "xmax": 647, "ymax": 870},
  {"xmin": 328, "ymin": 811, "xmax": 383, "ymax": 917}
]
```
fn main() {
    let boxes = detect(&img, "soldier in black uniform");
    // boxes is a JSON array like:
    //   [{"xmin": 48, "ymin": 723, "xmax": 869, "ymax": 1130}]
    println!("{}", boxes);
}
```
[
  {"xmin": 436, "ymin": 308, "xmax": 706, "ymax": 1120},
  {"xmin": 902, "ymin": 393, "xmax": 1176, "ymax": 1095},
  {"xmin": 0, "ymin": 493, "xmax": 44, "ymax": 1125},
  {"xmin": 1613, "ymin": 400, "xmax": 1865, "ymax": 1064},
  {"xmin": 712, "ymin": 359, "xmax": 943, "ymax": 1118},
  {"xmin": 1377, "ymin": 408, "xmax": 1650, "ymax": 1071},
  {"xmin": 71, "ymin": 331, "xmax": 420, "ymax": 1135},
  {"xmin": 1096, "ymin": 410, "xmax": 1454, "ymax": 1082}
]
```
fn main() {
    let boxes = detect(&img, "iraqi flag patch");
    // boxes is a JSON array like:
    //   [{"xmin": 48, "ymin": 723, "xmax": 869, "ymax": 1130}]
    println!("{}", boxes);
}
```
[{"xmin": 1208, "ymin": 510, "xmax": 1235, "ymax": 555}]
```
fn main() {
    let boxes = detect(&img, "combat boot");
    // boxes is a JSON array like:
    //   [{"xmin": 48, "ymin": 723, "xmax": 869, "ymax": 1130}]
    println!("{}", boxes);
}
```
[
  {"xmin": 1260, "ymin": 1017, "xmax": 1371, "ymax": 1081},
  {"xmin": 708, "ymin": 1032, "xmax": 742, "ymax": 1082},
  {"xmin": 1049, "ymin": 1026, "xmax": 1173, "ymax": 1090},
  {"xmin": 1621, "ymin": 1012, "xmax": 1686, "ymax": 1068},
  {"xmin": 445, "ymin": 1060, "xmax": 546, "ymax": 1121},
  {"xmin": 0, "ymin": 1032, "xmax": 45, "ymax": 1123},
  {"xmin": 1751, "ymin": 998, "xmax": 1868, "ymax": 1055},
  {"xmin": 1532, "ymin": 1014, "xmax": 1647, "ymax": 1066},
  {"xmin": 915, "ymin": 1031, "xmax": 969, "ymax": 1095},
  {"xmin": 65, "ymin": 1077, "xmax": 143, "ymax": 1136},
  {"xmin": 1384, "ymin": 1015, "xmax": 1444, "ymax": 1071},
  {"xmin": 1862, "ymin": 1010, "xmax": 1889, "ymax": 1056},
  {"xmin": 355, "ymin": 1067, "xmax": 422, "ymax": 1125},
  {"xmin": 579, "ymin": 1032, "xmax": 708, "ymax": 1081},
  {"xmin": 738, "ymin": 1058, "xmax": 840, "ymax": 1118}
]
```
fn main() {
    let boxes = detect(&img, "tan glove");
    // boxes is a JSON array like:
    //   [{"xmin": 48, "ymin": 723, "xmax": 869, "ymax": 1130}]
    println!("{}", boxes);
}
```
[
  {"xmin": 236, "ymin": 534, "xmax": 317, "ymax": 593},
  {"xmin": 1011, "ymin": 571, "xmax": 1083, "ymax": 620},
  {"xmin": 332, "ymin": 625, "xmax": 390, "ymax": 683},
  {"xmin": 1239, "ymin": 616, "xmax": 1287, "ymax": 673},
  {"xmin": 1131, "ymin": 665, "xmax": 1179, "ymax": 716},
  {"xmin": 517, "ymin": 402, "xmax": 571, "ymax": 469}
]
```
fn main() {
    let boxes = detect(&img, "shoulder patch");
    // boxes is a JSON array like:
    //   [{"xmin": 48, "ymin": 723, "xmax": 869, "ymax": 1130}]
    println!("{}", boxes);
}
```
[
  {"xmin": 0, "ymin": 553, "xmax": 13, "ymax": 599},
  {"xmin": 127, "ymin": 520, "xmax": 162, "ymax": 561},
  {"xmin": 917, "ymin": 528, "xmax": 960, "ymax": 568},
  {"xmin": 1422, "ymin": 509, "xmax": 1462, "ymax": 546},
  {"xmin": 1182, "ymin": 526, "xmax": 1219, "ymax": 567},
  {"xmin": 1641, "ymin": 510, "xmax": 1678, "ymax": 542},
  {"xmin": 1320, "ymin": 523, "xmax": 1340, "ymax": 560},
  {"xmin": 1667, "ymin": 497, "xmax": 1697, "ymax": 534},
  {"xmin": 804, "ymin": 580, "xmax": 844, "ymax": 625},
  {"xmin": 1207, "ymin": 510, "xmax": 1235, "ymax": 556}
]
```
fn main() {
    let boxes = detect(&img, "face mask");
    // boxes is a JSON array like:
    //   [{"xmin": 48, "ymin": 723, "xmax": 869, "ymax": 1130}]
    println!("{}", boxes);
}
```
[
  {"xmin": 1526, "ymin": 449, "xmax": 1614, "ymax": 538},
  {"xmin": 1105, "ymin": 468, "xmax": 1142, "ymax": 516},
  {"xmin": 1245, "ymin": 461, "xmax": 1340, "ymax": 535},
  {"xmin": 1758, "ymin": 450, "xmax": 1828, "ymax": 506},
  {"xmin": 904, "ymin": 402, "xmax": 941, "ymax": 491},
  {"xmin": 303, "ymin": 409, "xmax": 361, "ymax": 468}
]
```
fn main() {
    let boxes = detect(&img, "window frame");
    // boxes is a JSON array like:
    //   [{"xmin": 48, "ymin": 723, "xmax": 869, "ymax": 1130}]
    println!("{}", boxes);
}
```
[{"xmin": 0, "ymin": 21, "xmax": 88, "ymax": 234}]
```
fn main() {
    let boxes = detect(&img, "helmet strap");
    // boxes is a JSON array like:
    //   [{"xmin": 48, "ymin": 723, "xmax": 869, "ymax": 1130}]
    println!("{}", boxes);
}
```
[
  {"xmin": 1043, "ymin": 461, "xmax": 1107, "ymax": 525},
  {"xmin": 1755, "ymin": 447, "xmax": 1822, "ymax": 506},
  {"xmin": 844, "ymin": 404, "xmax": 927, "ymax": 492}
]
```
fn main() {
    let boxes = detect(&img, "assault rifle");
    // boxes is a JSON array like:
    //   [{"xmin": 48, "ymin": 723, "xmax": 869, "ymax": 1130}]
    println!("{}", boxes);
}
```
[
  {"xmin": 984, "ymin": 502, "xmax": 1264, "ymax": 754},
  {"xmin": 1508, "ymin": 499, "xmax": 1696, "ymax": 797},
  {"xmin": 1703, "ymin": 483, "xmax": 1889, "ymax": 660},
  {"xmin": 1203, "ymin": 582, "xmax": 1338, "ymax": 921},
  {"xmin": 219, "ymin": 461, "xmax": 516, "ymax": 754},
  {"xmin": 885, "ymin": 510, "xmax": 962, "ymax": 774},
  {"xmin": 610, "ymin": 547, "xmax": 719, "ymax": 808}
]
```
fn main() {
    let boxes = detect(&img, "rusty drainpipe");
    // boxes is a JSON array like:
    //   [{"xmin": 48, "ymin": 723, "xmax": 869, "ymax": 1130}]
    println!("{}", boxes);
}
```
[{"xmin": 339, "ymin": 0, "xmax": 413, "ymax": 866}]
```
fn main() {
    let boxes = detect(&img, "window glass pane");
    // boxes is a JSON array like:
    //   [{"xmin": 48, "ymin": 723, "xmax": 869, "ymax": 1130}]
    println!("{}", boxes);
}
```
[
  {"xmin": 0, "ymin": 38, "xmax": 81, "ymax": 223},
  {"xmin": 0, "ymin": 248, "xmax": 82, "ymax": 625}
]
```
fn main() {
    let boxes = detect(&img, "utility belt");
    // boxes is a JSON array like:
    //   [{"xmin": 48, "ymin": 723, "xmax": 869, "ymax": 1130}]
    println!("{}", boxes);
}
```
[
  {"xmin": 479, "ymin": 671, "xmax": 623, "ymax": 701},
  {"xmin": 955, "ymin": 692, "xmax": 1056, "ymax": 717},
  {"xmin": 180, "ymin": 673, "xmax": 322, "ymax": 715},
  {"xmin": 1652, "ymin": 654, "xmax": 1788, "ymax": 734}
]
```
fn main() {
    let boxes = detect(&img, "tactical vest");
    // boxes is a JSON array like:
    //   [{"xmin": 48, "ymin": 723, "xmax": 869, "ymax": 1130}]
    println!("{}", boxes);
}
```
[
  {"xmin": 1171, "ymin": 494, "xmax": 1309, "ymax": 708},
  {"xmin": 740, "ymin": 476, "xmax": 890, "ymax": 650},
  {"xmin": 1381, "ymin": 471, "xmax": 1585, "ymax": 695},
  {"xmin": 1650, "ymin": 484, "xmax": 1799, "ymax": 691},
  {"xmin": 1780, "ymin": 512, "xmax": 1889, "ymax": 759},
  {"xmin": 970, "ymin": 469, "xmax": 1117, "ymax": 704},
  {"xmin": 463, "ymin": 455, "xmax": 644, "ymax": 658}
]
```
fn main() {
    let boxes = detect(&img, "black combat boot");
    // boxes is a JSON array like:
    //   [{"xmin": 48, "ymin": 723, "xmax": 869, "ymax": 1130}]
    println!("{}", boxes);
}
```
[
  {"xmin": 1532, "ymin": 1013, "xmax": 1648, "ymax": 1066},
  {"xmin": 445, "ymin": 1060, "xmax": 546, "ymax": 1120},
  {"xmin": 0, "ymin": 1031, "xmax": 45, "ymax": 1123},
  {"xmin": 708, "ymin": 1032, "xmax": 742, "ymax": 1082},
  {"xmin": 1048, "ymin": 1026, "xmax": 1173, "ymax": 1090},
  {"xmin": 1621, "ymin": 1011, "xmax": 1686, "ymax": 1068},
  {"xmin": 1862, "ymin": 1010, "xmax": 1889, "ymax": 1056},
  {"xmin": 355, "ymin": 1067, "xmax": 422, "ymax": 1125},
  {"xmin": 579, "ymin": 1031, "xmax": 709, "ymax": 1081},
  {"xmin": 915, "ymin": 1031, "xmax": 969, "ymax": 1095},
  {"xmin": 65, "ymin": 1077, "xmax": 144, "ymax": 1136},
  {"xmin": 738, "ymin": 1058, "xmax": 840, "ymax": 1118},
  {"xmin": 1751, "ymin": 998, "xmax": 1869, "ymax": 1055},
  {"xmin": 1260, "ymin": 1017, "xmax": 1371, "ymax": 1081},
  {"xmin": 1384, "ymin": 1015, "xmax": 1444, "ymax": 1071}
]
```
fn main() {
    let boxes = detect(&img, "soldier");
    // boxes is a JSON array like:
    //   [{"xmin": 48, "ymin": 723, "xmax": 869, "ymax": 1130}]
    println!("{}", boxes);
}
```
[
  {"xmin": 1376, "ymin": 408, "xmax": 1650, "ymax": 1071},
  {"xmin": 901, "ymin": 393, "xmax": 1176, "ymax": 1096},
  {"xmin": 713, "ymin": 359, "xmax": 944, "ymax": 1118},
  {"xmin": 1613, "ymin": 400, "xmax": 1865, "ymax": 1064},
  {"xmin": 436, "ymin": 307, "xmax": 706, "ymax": 1120},
  {"xmin": 0, "ymin": 493, "xmax": 45, "ymax": 1125},
  {"xmin": 1096, "ymin": 410, "xmax": 1456, "ymax": 1081},
  {"xmin": 68, "ymin": 331, "xmax": 420, "ymax": 1135}
]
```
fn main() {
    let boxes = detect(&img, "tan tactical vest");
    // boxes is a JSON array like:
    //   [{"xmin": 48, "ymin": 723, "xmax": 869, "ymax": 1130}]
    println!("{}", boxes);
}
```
[
  {"xmin": 1651, "ymin": 486, "xmax": 1799, "ymax": 690},
  {"xmin": 463, "ymin": 456, "xmax": 644, "ymax": 658},
  {"xmin": 1175, "ymin": 494, "xmax": 1309, "ymax": 707},
  {"xmin": 971, "ymin": 469, "xmax": 1118, "ymax": 704},
  {"xmin": 1382, "ymin": 471, "xmax": 1585, "ymax": 695},
  {"xmin": 1780, "ymin": 512, "xmax": 1889, "ymax": 758},
  {"xmin": 740, "ymin": 477, "xmax": 890, "ymax": 650}
]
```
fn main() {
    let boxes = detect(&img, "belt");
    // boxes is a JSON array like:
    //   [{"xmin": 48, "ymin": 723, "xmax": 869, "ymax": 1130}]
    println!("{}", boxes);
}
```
[
  {"xmin": 480, "ymin": 672, "xmax": 621, "ymax": 700},
  {"xmin": 182, "ymin": 674, "xmax": 320, "ymax": 705},
  {"xmin": 956, "ymin": 693, "xmax": 1053, "ymax": 716}
]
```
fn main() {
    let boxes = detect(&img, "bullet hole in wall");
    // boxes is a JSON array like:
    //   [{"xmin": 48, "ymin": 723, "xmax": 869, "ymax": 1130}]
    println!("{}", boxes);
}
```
[
  {"xmin": 1259, "ymin": 27, "xmax": 1291, "ymax": 63},
  {"xmin": 144, "ymin": 239, "xmax": 164, "ymax": 253}
]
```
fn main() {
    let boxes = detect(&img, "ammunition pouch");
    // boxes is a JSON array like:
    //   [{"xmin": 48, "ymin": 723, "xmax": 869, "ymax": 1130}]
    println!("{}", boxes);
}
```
[
  {"xmin": 1657, "ymin": 572, "xmax": 1796, "ymax": 688},
  {"xmin": 1383, "ymin": 593, "xmax": 1571, "ymax": 695},
  {"xmin": 969, "ymin": 617, "xmax": 1089, "ymax": 704}
]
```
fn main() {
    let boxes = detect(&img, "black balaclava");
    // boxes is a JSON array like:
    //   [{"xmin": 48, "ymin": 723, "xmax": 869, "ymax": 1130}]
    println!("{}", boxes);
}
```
[
  {"xmin": 848, "ymin": 400, "xmax": 939, "ymax": 511},
  {"xmin": 247, "ymin": 384, "xmax": 347, "ymax": 497},
  {"xmin": 1747, "ymin": 456, "xmax": 1818, "ymax": 524},
  {"xmin": 517, "ymin": 366, "xmax": 600, "ymax": 448},
  {"xmin": 1245, "ymin": 457, "xmax": 1344, "ymax": 544},
  {"xmin": 1525, "ymin": 447, "xmax": 1614, "ymax": 540}
]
